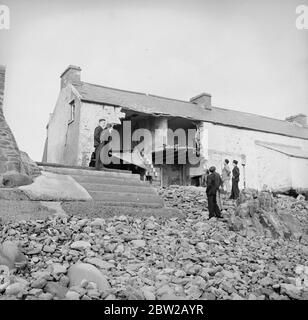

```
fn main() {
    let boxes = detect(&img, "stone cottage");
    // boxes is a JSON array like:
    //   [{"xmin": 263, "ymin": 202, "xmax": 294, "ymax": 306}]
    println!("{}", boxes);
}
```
[{"xmin": 43, "ymin": 65, "xmax": 308, "ymax": 191}]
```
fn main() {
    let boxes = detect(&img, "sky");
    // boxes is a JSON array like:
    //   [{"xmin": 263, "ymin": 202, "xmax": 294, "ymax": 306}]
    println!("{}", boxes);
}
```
[{"xmin": 0, "ymin": 0, "xmax": 307, "ymax": 161}]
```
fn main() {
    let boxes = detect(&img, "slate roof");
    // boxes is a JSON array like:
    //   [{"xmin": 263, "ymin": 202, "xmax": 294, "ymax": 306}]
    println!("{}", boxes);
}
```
[
  {"xmin": 76, "ymin": 82, "xmax": 308, "ymax": 140},
  {"xmin": 255, "ymin": 141, "xmax": 308, "ymax": 159}
]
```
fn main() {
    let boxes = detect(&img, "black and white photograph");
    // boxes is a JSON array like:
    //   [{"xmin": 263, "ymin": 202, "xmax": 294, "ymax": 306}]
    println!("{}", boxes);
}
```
[{"xmin": 0, "ymin": 0, "xmax": 307, "ymax": 313}]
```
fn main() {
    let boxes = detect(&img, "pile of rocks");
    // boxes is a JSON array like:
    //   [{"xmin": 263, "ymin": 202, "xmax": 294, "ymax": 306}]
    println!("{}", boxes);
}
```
[
  {"xmin": 158, "ymin": 185, "xmax": 209, "ymax": 215},
  {"xmin": 0, "ymin": 201, "xmax": 307, "ymax": 300},
  {"xmin": 225, "ymin": 189, "xmax": 308, "ymax": 243}
]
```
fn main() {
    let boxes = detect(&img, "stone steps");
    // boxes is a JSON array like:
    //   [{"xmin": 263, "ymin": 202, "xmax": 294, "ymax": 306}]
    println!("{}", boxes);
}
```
[
  {"xmin": 71, "ymin": 175, "xmax": 150, "ymax": 187},
  {"xmin": 39, "ymin": 164, "xmax": 164, "ymax": 208},
  {"xmin": 79, "ymin": 182, "xmax": 156, "ymax": 194},
  {"xmin": 88, "ymin": 190, "xmax": 163, "ymax": 206},
  {"xmin": 38, "ymin": 165, "xmax": 140, "ymax": 180}
]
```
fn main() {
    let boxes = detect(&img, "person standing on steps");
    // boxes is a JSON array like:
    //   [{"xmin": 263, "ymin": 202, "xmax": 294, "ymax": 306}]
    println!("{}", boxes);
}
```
[
  {"xmin": 230, "ymin": 160, "xmax": 240, "ymax": 199},
  {"xmin": 90, "ymin": 118, "xmax": 108, "ymax": 170},
  {"xmin": 206, "ymin": 166, "xmax": 223, "ymax": 219}
]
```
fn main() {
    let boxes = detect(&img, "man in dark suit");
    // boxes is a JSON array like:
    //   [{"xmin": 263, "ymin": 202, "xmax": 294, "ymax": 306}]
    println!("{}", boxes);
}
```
[
  {"xmin": 91, "ymin": 118, "xmax": 106, "ymax": 170},
  {"xmin": 206, "ymin": 166, "xmax": 223, "ymax": 219},
  {"xmin": 230, "ymin": 159, "xmax": 240, "ymax": 199}
]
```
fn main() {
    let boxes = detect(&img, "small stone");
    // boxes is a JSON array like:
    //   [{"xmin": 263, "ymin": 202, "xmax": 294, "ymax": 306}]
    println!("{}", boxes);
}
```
[
  {"xmin": 59, "ymin": 275, "xmax": 70, "ymax": 287},
  {"xmin": 65, "ymin": 291, "xmax": 80, "ymax": 300},
  {"xmin": 85, "ymin": 258, "xmax": 114, "ymax": 270},
  {"xmin": 28, "ymin": 288, "xmax": 43, "ymax": 296},
  {"xmin": 39, "ymin": 292, "xmax": 53, "ymax": 300},
  {"xmin": 142, "ymin": 289, "xmax": 156, "ymax": 300},
  {"xmin": 5, "ymin": 282, "xmax": 26, "ymax": 296},
  {"xmin": 31, "ymin": 278, "xmax": 47, "ymax": 289},
  {"xmin": 52, "ymin": 263, "xmax": 67, "ymax": 275},
  {"xmin": 89, "ymin": 218, "xmax": 105, "ymax": 227},
  {"xmin": 70, "ymin": 241, "xmax": 91, "ymax": 250},
  {"xmin": 43, "ymin": 245, "xmax": 56, "ymax": 253},
  {"xmin": 280, "ymin": 283, "xmax": 302, "ymax": 299},
  {"xmin": 32, "ymin": 257, "xmax": 39, "ymax": 263},
  {"xmin": 145, "ymin": 222, "xmax": 156, "ymax": 230},
  {"xmin": 87, "ymin": 289, "xmax": 100, "ymax": 298},
  {"xmin": 44, "ymin": 282, "xmax": 68, "ymax": 299},
  {"xmin": 131, "ymin": 240, "xmax": 146, "ymax": 248}
]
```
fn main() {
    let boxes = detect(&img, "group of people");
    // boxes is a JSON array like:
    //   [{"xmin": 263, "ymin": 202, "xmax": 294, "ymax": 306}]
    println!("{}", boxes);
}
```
[
  {"xmin": 206, "ymin": 159, "xmax": 240, "ymax": 219},
  {"xmin": 90, "ymin": 118, "xmax": 114, "ymax": 169}
]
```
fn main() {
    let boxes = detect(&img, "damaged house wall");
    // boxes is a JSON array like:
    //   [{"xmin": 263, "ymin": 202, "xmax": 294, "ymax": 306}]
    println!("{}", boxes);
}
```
[{"xmin": 203, "ymin": 122, "xmax": 308, "ymax": 191}]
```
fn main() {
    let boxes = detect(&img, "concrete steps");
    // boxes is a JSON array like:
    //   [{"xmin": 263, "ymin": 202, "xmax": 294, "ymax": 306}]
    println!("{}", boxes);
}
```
[{"xmin": 39, "ymin": 164, "xmax": 164, "ymax": 208}]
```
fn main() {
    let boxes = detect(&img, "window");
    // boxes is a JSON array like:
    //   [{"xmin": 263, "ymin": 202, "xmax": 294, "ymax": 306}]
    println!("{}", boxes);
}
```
[{"xmin": 68, "ymin": 100, "xmax": 76, "ymax": 124}]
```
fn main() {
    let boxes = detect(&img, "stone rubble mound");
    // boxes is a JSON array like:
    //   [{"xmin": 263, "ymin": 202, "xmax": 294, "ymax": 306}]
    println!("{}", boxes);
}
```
[
  {"xmin": 226, "ymin": 189, "xmax": 308, "ymax": 242},
  {"xmin": 0, "ymin": 186, "xmax": 307, "ymax": 300}
]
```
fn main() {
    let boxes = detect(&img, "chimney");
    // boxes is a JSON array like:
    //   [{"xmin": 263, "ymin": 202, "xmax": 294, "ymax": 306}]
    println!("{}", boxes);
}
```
[
  {"xmin": 0, "ymin": 65, "xmax": 5, "ymax": 111},
  {"xmin": 60, "ymin": 65, "xmax": 82, "ymax": 89},
  {"xmin": 285, "ymin": 114, "xmax": 307, "ymax": 126},
  {"xmin": 190, "ymin": 92, "xmax": 212, "ymax": 110}
]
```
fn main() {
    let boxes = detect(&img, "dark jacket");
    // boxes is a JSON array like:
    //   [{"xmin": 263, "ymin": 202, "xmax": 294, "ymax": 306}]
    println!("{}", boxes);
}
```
[
  {"xmin": 232, "ymin": 166, "xmax": 240, "ymax": 182},
  {"xmin": 206, "ymin": 172, "xmax": 222, "ymax": 195},
  {"xmin": 94, "ymin": 126, "xmax": 103, "ymax": 148}
]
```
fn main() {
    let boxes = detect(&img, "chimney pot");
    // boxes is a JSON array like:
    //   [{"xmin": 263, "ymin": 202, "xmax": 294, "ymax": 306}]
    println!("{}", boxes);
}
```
[
  {"xmin": 190, "ymin": 92, "xmax": 212, "ymax": 110},
  {"xmin": 60, "ymin": 65, "xmax": 82, "ymax": 89},
  {"xmin": 285, "ymin": 113, "xmax": 307, "ymax": 126}
]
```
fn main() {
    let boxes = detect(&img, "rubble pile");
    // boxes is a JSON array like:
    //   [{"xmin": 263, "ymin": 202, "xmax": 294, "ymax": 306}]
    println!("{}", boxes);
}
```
[
  {"xmin": 158, "ymin": 185, "xmax": 210, "ymax": 215},
  {"xmin": 226, "ymin": 189, "xmax": 308, "ymax": 243},
  {"xmin": 0, "ymin": 195, "xmax": 307, "ymax": 300}
]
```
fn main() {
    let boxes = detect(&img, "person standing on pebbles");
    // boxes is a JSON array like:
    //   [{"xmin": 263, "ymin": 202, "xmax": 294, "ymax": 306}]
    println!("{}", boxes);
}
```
[
  {"xmin": 206, "ymin": 166, "xmax": 223, "ymax": 219},
  {"xmin": 230, "ymin": 160, "xmax": 240, "ymax": 200},
  {"xmin": 221, "ymin": 159, "xmax": 231, "ymax": 194}
]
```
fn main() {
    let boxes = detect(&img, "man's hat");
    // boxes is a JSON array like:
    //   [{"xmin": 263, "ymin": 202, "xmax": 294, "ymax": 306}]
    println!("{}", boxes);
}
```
[{"xmin": 209, "ymin": 166, "xmax": 216, "ymax": 173}]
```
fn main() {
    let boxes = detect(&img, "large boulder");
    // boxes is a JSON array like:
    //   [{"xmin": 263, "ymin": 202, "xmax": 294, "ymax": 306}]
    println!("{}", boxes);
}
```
[
  {"xmin": 19, "ymin": 171, "xmax": 92, "ymax": 201},
  {"xmin": 0, "ymin": 241, "xmax": 28, "ymax": 269},
  {"xmin": 67, "ymin": 263, "xmax": 110, "ymax": 292},
  {"xmin": 0, "ymin": 171, "xmax": 33, "ymax": 188},
  {"xmin": 228, "ymin": 189, "xmax": 305, "ymax": 239}
]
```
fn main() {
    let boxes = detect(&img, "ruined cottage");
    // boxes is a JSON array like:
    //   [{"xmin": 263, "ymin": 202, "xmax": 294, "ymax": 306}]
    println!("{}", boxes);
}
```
[{"xmin": 43, "ymin": 65, "xmax": 308, "ymax": 191}]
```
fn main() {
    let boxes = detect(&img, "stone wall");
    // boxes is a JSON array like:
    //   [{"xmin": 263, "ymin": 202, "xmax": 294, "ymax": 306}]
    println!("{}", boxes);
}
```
[
  {"xmin": 46, "ymin": 85, "xmax": 79, "ymax": 165},
  {"xmin": 0, "ymin": 65, "xmax": 27, "ymax": 175}
]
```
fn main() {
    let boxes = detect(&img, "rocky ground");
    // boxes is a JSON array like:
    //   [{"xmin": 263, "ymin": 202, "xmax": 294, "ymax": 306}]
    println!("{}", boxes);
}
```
[{"xmin": 0, "ymin": 185, "xmax": 307, "ymax": 300}]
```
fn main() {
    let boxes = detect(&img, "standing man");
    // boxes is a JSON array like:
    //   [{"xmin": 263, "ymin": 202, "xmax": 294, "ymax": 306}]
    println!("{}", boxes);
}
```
[
  {"xmin": 221, "ymin": 159, "xmax": 231, "ymax": 194},
  {"xmin": 93, "ymin": 118, "xmax": 106, "ymax": 170},
  {"xmin": 206, "ymin": 166, "xmax": 223, "ymax": 219},
  {"xmin": 230, "ymin": 160, "xmax": 240, "ymax": 199}
]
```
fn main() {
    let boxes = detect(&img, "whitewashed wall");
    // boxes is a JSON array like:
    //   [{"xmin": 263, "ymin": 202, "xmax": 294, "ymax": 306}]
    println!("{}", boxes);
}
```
[
  {"xmin": 47, "ymin": 86, "xmax": 75, "ymax": 164},
  {"xmin": 202, "ymin": 122, "xmax": 308, "ymax": 191},
  {"xmin": 291, "ymin": 157, "xmax": 308, "ymax": 190}
]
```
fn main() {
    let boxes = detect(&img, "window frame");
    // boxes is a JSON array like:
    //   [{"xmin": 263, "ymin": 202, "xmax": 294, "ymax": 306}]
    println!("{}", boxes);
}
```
[{"xmin": 68, "ymin": 99, "xmax": 76, "ymax": 125}]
